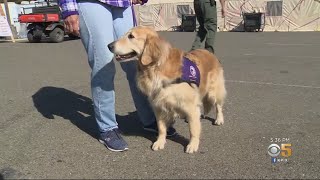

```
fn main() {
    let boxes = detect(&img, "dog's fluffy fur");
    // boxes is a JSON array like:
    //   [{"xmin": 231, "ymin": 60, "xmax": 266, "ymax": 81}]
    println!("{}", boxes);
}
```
[{"xmin": 109, "ymin": 26, "xmax": 226, "ymax": 153}]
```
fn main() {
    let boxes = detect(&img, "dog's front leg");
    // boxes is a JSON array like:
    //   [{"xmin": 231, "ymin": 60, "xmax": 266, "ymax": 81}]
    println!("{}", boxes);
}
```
[
  {"xmin": 152, "ymin": 113, "xmax": 167, "ymax": 151},
  {"xmin": 186, "ymin": 107, "xmax": 201, "ymax": 154}
]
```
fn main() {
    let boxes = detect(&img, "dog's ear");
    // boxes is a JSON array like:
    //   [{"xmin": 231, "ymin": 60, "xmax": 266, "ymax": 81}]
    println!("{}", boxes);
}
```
[{"xmin": 140, "ymin": 35, "xmax": 162, "ymax": 66}]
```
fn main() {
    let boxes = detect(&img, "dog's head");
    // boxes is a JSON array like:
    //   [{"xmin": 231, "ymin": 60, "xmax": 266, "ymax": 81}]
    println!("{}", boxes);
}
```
[{"xmin": 108, "ymin": 26, "xmax": 170, "ymax": 66}]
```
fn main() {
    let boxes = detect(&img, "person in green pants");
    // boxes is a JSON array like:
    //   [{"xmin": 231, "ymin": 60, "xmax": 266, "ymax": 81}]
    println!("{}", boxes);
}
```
[{"xmin": 191, "ymin": 0, "xmax": 226, "ymax": 54}]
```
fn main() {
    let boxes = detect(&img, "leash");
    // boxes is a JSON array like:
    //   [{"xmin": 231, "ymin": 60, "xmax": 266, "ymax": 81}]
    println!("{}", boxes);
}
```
[{"xmin": 131, "ymin": 6, "xmax": 137, "ymax": 26}]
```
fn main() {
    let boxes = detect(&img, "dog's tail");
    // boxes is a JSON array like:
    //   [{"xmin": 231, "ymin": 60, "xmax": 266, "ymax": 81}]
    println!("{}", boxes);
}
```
[
  {"xmin": 203, "ymin": 69, "xmax": 226, "ymax": 115},
  {"xmin": 216, "ymin": 69, "xmax": 227, "ymax": 105}
]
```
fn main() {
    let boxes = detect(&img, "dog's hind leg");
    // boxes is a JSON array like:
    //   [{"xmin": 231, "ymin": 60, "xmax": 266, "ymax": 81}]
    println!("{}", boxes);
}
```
[
  {"xmin": 204, "ymin": 93, "xmax": 221, "ymax": 125},
  {"xmin": 185, "ymin": 106, "xmax": 201, "ymax": 154},
  {"xmin": 214, "ymin": 100, "xmax": 224, "ymax": 125},
  {"xmin": 206, "ymin": 71, "xmax": 226, "ymax": 125},
  {"xmin": 213, "ymin": 72, "xmax": 226, "ymax": 126},
  {"xmin": 202, "ymin": 94, "xmax": 214, "ymax": 117},
  {"xmin": 206, "ymin": 91, "xmax": 225, "ymax": 126}
]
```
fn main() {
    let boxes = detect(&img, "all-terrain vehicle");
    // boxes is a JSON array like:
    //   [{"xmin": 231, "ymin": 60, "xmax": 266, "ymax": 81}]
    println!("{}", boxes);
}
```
[{"xmin": 18, "ymin": 0, "xmax": 78, "ymax": 43}]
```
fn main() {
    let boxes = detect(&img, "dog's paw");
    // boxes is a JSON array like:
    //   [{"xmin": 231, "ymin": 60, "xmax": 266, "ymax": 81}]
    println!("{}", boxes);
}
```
[
  {"xmin": 185, "ymin": 141, "xmax": 199, "ymax": 154},
  {"xmin": 214, "ymin": 117, "xmax": 224, "ymax": 126},
  {"xmin": 214, "ymin": 119, "xmax": 224, "ymax": 125},
  {"xmin": 152, "ymin": 140, "xmax": 166, "ymax": 151}
]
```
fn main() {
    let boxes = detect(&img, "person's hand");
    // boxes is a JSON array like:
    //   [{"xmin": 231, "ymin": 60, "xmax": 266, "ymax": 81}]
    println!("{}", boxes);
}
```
[
  {"xmin": 131, "ymin": 0, "xmax": 144, "ymax": 5},
  {"xmin": 221, "ymin": 7, "xmax": 226, "ymax": 18},
  {"xmin": 64, "ymin": 14, "xmax": 80, "ymax": 36}
]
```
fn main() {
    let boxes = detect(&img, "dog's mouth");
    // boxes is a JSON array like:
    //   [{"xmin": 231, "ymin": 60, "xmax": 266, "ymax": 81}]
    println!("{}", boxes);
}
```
[{"xmin": 115, "ymin": 51, "xmax": 137, "ymax": 61}]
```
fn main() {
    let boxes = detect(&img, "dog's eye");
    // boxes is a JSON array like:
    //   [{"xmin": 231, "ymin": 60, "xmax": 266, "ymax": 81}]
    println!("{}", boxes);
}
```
[{"xmin": 128, "ymin": 34, "xmax": 135, "ymax": 39}]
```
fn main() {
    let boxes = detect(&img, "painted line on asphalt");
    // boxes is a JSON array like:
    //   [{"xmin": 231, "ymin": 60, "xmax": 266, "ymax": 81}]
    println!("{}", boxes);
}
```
[
  {"xmin": 242, "ymin": 54, "xmax": 320, "ymax": 60},
  {"xmin": 0, "ymin": 45, "xmax": 20, "ymax": 48},
  {"xmin": 226, "ymin": 80, "xmax": 320, "ymax": 89},
  {"xmin": 266, "ymin": 43, "xmax": 316, "ymax": 46}
]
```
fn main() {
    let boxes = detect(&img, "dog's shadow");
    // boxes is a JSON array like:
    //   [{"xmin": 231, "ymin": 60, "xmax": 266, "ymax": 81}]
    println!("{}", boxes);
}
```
[
  {"xmin": 32, "ymin": 86, "xmax": 189, "ymax": 149},
  {"xmin": 201, "ymin": 115, "xmax": 217, "ymax": 124}
]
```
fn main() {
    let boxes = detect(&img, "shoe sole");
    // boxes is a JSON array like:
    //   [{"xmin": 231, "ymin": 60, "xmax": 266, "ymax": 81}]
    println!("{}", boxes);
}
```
[
  {"xmin": 98, "ymin": 139, "xmax": 129, "ymax": 152},
  {"xmin": 143, "ymin": 128, "xmax": 177, "ymax": 137}
]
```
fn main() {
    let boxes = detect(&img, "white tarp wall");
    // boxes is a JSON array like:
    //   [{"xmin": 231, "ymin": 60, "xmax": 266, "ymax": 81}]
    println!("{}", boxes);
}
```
[
  {"xmin": 134, "ymin": 0, "xmax": 194, "ymax": 31},
  {"xmin": 134, "ymin": 0, "xmax": 320, "ymax": 31}
]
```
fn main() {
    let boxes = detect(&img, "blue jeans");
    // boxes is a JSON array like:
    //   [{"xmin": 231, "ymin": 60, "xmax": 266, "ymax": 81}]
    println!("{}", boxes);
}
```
[{"xmin": 78, "ymin": 1, "xmax": 155, "ymax": 132}]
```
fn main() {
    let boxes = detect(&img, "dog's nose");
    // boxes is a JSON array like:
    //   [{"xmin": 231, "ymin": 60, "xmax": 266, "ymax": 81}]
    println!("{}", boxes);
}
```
[{"xmin": 108, "ymin": 42, "xmax": 115, "ymax": 52}]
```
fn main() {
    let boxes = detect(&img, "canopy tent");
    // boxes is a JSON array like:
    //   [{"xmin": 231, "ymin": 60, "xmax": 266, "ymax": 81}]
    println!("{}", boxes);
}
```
[{"xmin": 133, "ymin": 0, "xmax": 320, "ymax": 32}]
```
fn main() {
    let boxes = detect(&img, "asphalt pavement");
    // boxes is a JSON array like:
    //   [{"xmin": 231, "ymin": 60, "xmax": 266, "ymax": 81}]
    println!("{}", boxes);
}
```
[{"xmin": 0, "ymin": 32, "xmax": 319, "ymax": 179}]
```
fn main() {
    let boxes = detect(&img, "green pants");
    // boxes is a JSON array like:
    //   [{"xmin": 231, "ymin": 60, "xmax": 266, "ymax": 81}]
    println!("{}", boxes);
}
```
[{"xmin": 191, "ymin": 0, "xmax": 217, "ymax": 54}]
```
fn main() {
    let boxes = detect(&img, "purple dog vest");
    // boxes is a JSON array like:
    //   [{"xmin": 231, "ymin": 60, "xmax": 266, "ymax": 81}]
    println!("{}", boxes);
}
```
[{"xmin": 180, "ymin": 57, "xmax": 200, "ymax": 87}]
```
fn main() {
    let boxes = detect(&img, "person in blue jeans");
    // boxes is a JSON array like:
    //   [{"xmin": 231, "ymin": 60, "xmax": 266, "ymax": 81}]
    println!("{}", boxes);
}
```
[{"xmin": 58, "ymin": 0, "xmax": 176, "ymax": 152}]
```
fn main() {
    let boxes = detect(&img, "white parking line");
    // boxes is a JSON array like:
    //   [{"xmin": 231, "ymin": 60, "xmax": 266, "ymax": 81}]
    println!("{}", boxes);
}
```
[
  {"xmin": 0, "ymin": 45, "xmax": 20, "ymax": 48},
  {"xmin": 226, "ymin": 80, "xmax": 320, "ymax": 89},
  {"xmin": 266, "ymin": 43, "xmax": 315, "ymax": 46},
  {"xmin": 242, "ymin": 54, "xmax": 320, "ymax": 60}
]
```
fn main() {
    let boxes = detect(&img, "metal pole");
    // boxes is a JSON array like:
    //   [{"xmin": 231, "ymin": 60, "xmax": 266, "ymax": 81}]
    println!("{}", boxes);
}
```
[{"xmin": 3, "ymin": 0, "xmax": 12, "ymax": 25}]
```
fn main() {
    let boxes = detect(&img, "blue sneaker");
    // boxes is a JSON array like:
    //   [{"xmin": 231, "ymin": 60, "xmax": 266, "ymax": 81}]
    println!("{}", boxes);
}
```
[
  {"xmin": 143, "ymin": 121, "xmax": 177, "ymax": 137},
  {"xmin": 99, "ymin": 128, "xmax": 128, "ymax": 152}
]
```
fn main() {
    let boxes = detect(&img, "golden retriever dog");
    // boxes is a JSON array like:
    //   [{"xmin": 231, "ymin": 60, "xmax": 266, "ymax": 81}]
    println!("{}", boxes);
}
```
[{"xmin": 108, "ymin": 26, "xmax": 226, "ymax": 153}]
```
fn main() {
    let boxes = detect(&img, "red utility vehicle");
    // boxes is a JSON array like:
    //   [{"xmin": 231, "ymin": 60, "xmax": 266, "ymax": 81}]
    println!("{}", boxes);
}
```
[{"xmin": 19, "ymin": 2, "xmax": 78, "ymax": 43}]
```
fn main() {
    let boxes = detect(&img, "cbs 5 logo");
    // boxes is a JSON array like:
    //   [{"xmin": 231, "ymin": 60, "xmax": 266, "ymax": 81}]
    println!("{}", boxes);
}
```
[{"xmin": 268, "ymin": 144, "xmax": 292, "ymax": 158}]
